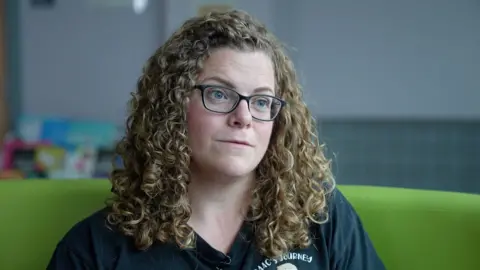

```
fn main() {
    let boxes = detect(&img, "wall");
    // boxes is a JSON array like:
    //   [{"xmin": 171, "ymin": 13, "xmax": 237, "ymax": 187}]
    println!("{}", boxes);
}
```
[
  {"xmin": 14, "ymin": 0, "xmax": 480, "ymax": 122},
  {"xmin": 13, "ymin": 0, "xmax": 275, "ymax": 124},
  {"xmin": 276, "ymin": 0, "xmax": 480, "ymax": 119},
  {"xmin": 4, "ymin": 0, "xmax": 21, "ymax": 127},
  {"xmin": 19, "ymin": 0, "xmax": 165, "ymax": 124},
  {"xmin": 319, "ymin": 120, "xmax": 480, "ymax": 193},
  {"xmin": 165, "ymin": 0, "xmax": 275, "ymax": 40}
]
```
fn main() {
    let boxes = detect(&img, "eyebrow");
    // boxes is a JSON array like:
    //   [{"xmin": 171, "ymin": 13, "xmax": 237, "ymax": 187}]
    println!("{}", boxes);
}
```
[{"xmin": 201, "ymin": 76, "xmax": 275, "ymax": 95}]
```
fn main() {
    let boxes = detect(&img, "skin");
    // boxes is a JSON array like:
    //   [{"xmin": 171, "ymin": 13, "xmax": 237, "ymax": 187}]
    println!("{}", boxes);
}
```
[{"xmin": 186, "ymin": 48, "xmax": 276, "ymax": 253}]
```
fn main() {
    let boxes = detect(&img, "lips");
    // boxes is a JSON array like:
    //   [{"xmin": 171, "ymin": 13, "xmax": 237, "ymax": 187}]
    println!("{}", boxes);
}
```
[{"xmin": 218, "ymin": 140, "xmax": 252, "ymax": 147}]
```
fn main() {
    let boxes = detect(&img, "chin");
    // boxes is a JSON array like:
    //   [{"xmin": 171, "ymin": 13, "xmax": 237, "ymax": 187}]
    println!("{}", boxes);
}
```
[
  {"xmin": 191, "ymin": 153, "xmax": 261, "ymax": 179},
  {"xmin": 218, "ymin": 164, "xmax": 255, "ymax": 178},
  {"xmin": 213, "ymin": 158, "xmax": 258, "ymax": 178}
]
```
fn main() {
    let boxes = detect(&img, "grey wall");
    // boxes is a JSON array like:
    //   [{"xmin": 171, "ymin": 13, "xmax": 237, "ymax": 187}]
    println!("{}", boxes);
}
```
[
  {"xmin": 318, "ymin": 120, "xmax": 480, "ymax": 194},
  {"xmin": 276, "ymin": 0, "xmax": 480, "ymax": 119},
  {"xmin": 17, "ymin": 0, "xmax": 275, "ymax": 124},
  {"xmin": 19, "ymin": 0, "xmax": 165, "ymax": 124},
  {"xmin": 15, "ymin": 0, "xmax": 480, "ymax": 122},
  {"xmin": 165, "ymin": 0, "xmax": 275, "ymax": 41},
  {"xmin": 4, "ymin": 0, "xmax": 22, "ymax": 127}
]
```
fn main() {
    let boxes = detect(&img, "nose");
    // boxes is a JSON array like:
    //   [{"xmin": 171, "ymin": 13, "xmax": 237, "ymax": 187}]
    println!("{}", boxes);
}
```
[{"xmin": 228, "ymin": 100, "xmax": 252, "ymax": 128}]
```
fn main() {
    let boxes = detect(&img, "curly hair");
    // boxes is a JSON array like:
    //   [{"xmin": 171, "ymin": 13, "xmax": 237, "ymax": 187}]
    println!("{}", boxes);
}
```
[{"xmin": 106, "ymin": 9, "xmax": 334, "ymax": 258}]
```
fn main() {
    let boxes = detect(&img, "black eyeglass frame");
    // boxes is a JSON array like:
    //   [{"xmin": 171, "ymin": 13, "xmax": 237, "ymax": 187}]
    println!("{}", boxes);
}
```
[{"xmin": 194, "ymin": 84, "xmax": 287, "ymax": 121}]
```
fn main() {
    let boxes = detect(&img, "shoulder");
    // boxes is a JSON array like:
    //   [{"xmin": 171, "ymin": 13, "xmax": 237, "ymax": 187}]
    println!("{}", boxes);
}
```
[
  {"xmin": 310, "ymin": 188, "xmax": 359, "ymax": 254},
  {"xmin": 325, "ymin": 187, "xmax": 358, "ymax": 233},
  {"xmin": 312, "ymin": 187, "xmax": 386, "ymax": 269},
  {"xmin": 47, "ymin": 208, "xmax": 130, "ymax": 269},
  {"xmin": 61, "ymin": 207, "xmax": 124, "ymax": 248}
]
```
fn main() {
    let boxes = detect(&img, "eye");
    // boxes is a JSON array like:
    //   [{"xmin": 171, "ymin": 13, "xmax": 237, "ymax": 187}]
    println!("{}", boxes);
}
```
[
  {"xmin": 252, "ymin": 97, "xmax": 271, "ymax": 108},
  {"xmin": 256, "ymin": 99, "xmax": 269, "ymax": 107},
  {"xmin": 207, "ymin": 88, "xmax": 228, "ymax": 100}
]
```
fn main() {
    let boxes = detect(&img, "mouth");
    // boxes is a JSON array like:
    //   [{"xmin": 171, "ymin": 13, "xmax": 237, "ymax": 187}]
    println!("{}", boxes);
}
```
[{"xmin": 218, "ymin": 140, "xmax": 253, "ymax": 147}]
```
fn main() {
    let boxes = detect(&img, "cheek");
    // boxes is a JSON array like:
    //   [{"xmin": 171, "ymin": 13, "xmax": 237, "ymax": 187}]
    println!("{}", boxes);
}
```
[
  {"xmin": 187, "ymin": 103, "xmax": 205, "ymax": 136},
  {"xmin": 256, "ymin": 123, "xmax": 274, "ymax": 147},
  {"xmin": 187, "ymin": 100, "xmax": 217, "ymax": 146}
]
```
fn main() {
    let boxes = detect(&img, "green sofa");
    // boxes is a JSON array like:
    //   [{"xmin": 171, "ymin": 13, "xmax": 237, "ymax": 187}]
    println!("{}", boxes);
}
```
[{"xmin": 0, "ymin": 180, "xmax": 479, "ymax": 269}]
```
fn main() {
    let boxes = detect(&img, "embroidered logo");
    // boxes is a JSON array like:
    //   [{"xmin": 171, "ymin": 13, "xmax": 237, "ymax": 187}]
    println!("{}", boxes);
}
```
[
  {"xmin": 277, "ymin": 263, "xmax": 298, "ymax": 270},
  {"xmin": 253, "ymin": 252, "xmax": 312, "ymax": 270}
]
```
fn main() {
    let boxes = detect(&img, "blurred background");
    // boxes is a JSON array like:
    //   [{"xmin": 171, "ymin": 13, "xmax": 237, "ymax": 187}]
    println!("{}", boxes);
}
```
[{"xmin": 0, "ymin": 0, "xmax": 478, "ymax": 193}]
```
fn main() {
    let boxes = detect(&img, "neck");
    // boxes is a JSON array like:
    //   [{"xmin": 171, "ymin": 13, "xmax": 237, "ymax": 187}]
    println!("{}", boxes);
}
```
[
  {"xmin": 188, "ymin": 168, "xmax": 254, "ymax": 223},
  {"xmin": 187, "ymin": 166, "xmax": 255, "ymax": 253}
]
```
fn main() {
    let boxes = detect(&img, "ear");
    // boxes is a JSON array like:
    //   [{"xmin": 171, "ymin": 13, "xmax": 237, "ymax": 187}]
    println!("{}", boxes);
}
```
[
  {"xmin": 183, "ymin": 96, "xmax": 191, "ymax": 122},
  {"xmin": 184, "ymin": 96, "xmax": 191, "ymax": 110}
]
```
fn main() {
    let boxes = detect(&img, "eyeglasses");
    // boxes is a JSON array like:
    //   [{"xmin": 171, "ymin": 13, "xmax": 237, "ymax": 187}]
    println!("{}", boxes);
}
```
[{"xmin": 194, "ymin": 84, "xmax": 286, "ymax": 121}]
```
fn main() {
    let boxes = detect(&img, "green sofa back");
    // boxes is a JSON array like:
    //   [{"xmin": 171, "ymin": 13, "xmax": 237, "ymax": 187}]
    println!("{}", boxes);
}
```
[{"xmin": 0, "ymin": 180, "xmax": 479, "ymax": 269}]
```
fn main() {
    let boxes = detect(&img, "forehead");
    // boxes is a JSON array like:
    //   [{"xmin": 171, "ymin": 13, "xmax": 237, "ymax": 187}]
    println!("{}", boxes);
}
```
[{"xmin": 198, "ymin": 48, "xmax": 275, "ymax": 94}]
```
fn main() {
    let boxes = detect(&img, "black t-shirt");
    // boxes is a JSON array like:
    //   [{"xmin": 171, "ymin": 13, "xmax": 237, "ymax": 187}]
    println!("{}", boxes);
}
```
[{"xmin": 47, "ymin": 189, "xmax": 385, "ymax": 270}]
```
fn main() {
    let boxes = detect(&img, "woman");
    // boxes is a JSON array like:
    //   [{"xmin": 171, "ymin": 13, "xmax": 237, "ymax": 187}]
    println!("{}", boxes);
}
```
[{"xmin": 48, "ymin": 10, "xmax": 384, "ymax": 269}]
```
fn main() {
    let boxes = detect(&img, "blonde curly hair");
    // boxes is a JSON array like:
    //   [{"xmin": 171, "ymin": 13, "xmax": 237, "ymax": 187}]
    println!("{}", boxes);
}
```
[{"xmin": 107, "ymin": 9, "xmax": 334, "ymax": 258}]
